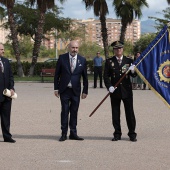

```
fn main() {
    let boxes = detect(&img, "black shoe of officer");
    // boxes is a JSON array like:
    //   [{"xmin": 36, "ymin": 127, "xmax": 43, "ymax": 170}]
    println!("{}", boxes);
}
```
[
  {"xmin": 59, "ymin": 134, "xmax": 67, "ymax": 142},
  {"xmin": 130, "ymin": 137, "xmax": 137, "ymax": 142},
  {"xmin": 112, "ymin": 136, "xmax": 121, "ymax": 141}
]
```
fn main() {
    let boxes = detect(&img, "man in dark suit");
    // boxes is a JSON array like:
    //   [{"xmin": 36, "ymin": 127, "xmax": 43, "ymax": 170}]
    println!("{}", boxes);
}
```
[
  {"xmin": 54, "ymin": 40, "xmax": 88, "ymax": 142},
  {"xmin": 0, "ymin": 43, "xmax": 16, "ymax": 143},
  {"xmin": 103, "ymin": 41, "xmax": 137, "ymax": 142}
]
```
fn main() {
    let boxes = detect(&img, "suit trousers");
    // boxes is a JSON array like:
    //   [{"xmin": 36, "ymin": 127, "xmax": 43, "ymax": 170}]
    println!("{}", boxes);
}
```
[
  {"xmin": 110, "ymin": 96, "xmax": 137, "ymax": 138},
  {"xmin": 0, "ymin": 98, "xmax": 12, "ymax": 139},
  {"xmin": 94, "ymin": 66, "xmax": 103, "ymax": 88},
  {"xmin": 60, "ymin": 88, "xmax": 80, "ymax": 135}
]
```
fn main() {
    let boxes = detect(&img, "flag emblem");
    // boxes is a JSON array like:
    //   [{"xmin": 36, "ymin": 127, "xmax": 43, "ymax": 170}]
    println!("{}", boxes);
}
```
[
  {"xmin": 157, "ymin": 59, "xmax": 170, "ymax": 83},
  {"xmin": 134, "ymin": 25, "xmax": 170, "ymax": 108}
]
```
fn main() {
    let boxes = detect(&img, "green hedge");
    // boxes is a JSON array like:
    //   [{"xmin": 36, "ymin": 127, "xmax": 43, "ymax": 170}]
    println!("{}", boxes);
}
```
[
  {"xmin": 10, "ymin": 61, "xmax": 57, "ymax": 76},
  {"xmin": 10, "ymin": 60, "xmax": 98, "ymax": 76}
]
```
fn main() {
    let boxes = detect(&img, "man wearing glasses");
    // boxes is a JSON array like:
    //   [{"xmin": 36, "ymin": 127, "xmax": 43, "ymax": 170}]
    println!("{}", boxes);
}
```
[{"xmin": 93, "ymin": 52, "xmax": 103, "ymax": 88}]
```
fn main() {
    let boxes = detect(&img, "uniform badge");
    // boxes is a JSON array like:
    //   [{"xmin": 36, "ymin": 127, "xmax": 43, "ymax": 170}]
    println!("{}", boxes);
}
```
[
  {"xmin": 111, "ymin": 62, "xmax": 114, "ymax": 67},
  {"xmin": 122, "ymin": 64, "xmax": 129, "ymax": 73}
]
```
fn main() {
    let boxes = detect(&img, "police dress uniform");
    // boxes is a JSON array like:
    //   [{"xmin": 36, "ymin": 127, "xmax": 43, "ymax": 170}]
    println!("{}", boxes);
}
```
[{"xmin": 103, "ymin": 41, "xmax": 137, "ymax": 140}]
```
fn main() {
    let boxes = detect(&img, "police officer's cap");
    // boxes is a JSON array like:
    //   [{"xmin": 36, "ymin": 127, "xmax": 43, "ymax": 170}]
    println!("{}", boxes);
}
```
[{"xmin": 111, "ymin": 41, "xmax": 124, "ymax": 49}]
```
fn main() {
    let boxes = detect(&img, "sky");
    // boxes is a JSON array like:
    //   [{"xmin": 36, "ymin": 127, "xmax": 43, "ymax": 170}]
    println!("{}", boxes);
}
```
[{"xmin": 57, "ymin": 0, "xmax": 168, "ymax": 21}]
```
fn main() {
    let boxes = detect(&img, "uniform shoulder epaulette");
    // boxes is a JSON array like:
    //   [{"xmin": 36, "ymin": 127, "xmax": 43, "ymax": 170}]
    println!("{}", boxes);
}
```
[
  {"xmin": 106, "ymin": 56, "xmax": 114, "ymax": 60},
  {"xmin": 126, "ymin": 56, "xmax": 133, "ymax": 59},
  {"xmin": 106, "ymin": 58, "xmax": 111, "ymax": 61},
  {"xmin": 106, "ymin": 57, "xmax": 113, "ymax": 63}
]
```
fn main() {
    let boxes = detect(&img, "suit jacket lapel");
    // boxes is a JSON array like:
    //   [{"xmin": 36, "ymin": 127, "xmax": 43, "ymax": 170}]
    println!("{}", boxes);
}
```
[
  {"xmin": 112, "ymin": 57, "xmax": 119, "ymax": 67},
  {"xmin": 65, "ymin": 53, "xmax": 72, "ymax": 73},
  {"xmin": 121, "ymin": 56, "xmax": 126, "ymax": 67},
  {"xmin": 73, "ymin": 55, "xmax": 80, "ymax": 73},
  {"xmin": 1, "ymin": 57, "xmax": 6, "ymax": 74},
  {"xmin": 75, "ymin": 55, "xmax": 78, "ymax": 72}
]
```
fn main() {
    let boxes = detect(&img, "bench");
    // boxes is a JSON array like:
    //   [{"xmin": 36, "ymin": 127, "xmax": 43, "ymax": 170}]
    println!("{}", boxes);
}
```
[{"xmin": 41, "ymin": 68, "xmax": 55, "ymax": 82}]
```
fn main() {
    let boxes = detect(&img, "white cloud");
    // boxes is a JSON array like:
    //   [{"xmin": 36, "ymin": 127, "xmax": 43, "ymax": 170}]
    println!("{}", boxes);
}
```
[
  {"xmin": 57, "ymin": 0, "xmax": 168, "ymax": 21},
  {"xmin": 141, "ymin": 0, "xmax": 167, "ymax": 20}
]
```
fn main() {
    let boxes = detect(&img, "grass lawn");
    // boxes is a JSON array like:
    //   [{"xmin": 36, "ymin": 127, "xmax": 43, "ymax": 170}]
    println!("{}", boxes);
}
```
[{"xmin": 14, "ymin": 74, "xmax": 94, "ymax": 82}]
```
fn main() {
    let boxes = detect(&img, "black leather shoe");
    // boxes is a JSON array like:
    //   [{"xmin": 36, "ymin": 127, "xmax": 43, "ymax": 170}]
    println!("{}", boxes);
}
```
[
  {"xmin": 69, "ymin": 135, "xmax": 84, "ymax": 140},
  {"xmin": 112, "ymin": 137, "xmax": 121, "ymax": 141},
  {"xmin": 4, "ymin": 138, "xmax": 16, "ymax": 143},
  {"xmin": 59, "ymin": 134, "xmax": 67, "ymax": 142},
  {"xmin": 130, "ymin": 138, "xmax": 137, "ymax": 142}
]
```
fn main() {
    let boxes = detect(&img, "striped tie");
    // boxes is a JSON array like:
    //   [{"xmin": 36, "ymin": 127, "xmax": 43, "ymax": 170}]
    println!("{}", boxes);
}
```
[
  {"xmin": 71, "ymin": 57, "xmax": 75, "ymax": 73},
  {"xmin": 118, "ymin": 58, "xmax": 122, "ymax": 66}
]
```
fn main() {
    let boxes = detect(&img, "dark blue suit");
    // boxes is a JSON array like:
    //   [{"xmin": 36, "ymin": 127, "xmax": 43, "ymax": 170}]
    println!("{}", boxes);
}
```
[
  {"xmin": 54, "ymin": 53, "xmax": 88, "ymax": 135},
  {"xmin": 0, "ymin": 57, "xmax": 14, "ymax": 140}
]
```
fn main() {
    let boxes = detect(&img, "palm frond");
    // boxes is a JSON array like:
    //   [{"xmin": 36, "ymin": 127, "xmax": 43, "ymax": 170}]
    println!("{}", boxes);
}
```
[{"xmin": 82, "ymin": 0, "xmax": 94, "ymax": 10}]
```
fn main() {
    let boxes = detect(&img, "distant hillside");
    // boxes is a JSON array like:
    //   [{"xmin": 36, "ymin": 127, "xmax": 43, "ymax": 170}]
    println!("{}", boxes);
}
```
[{"xmin": 141, "ymin": 20, "xmax": 157, "ymax": 34}]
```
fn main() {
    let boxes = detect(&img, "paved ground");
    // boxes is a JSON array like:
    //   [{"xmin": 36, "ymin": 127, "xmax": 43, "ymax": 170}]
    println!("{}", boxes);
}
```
[{"xmin": 0, "ymin": 82, "xmax": 170, "ymax": 170}]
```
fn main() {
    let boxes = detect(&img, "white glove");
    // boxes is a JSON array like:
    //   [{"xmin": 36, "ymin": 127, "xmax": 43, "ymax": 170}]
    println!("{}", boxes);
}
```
[
  {"xmin": 109, "ymin": 86, "xmax": 116, "ymax": 93},
  {"xmin": 128, "ymin": 64, "xmax": 135, "ymax": 73}
]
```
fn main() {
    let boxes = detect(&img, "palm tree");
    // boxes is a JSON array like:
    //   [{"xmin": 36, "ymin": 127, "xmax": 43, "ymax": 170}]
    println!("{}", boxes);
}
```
[
  {"xmin": 82, "ymin": 0, "xmax": 109, "ymax": 58},
  {"xmin": 28, "ymin": 0, "xmax": 65, "ymax": 76},
  {"xmin": 0, "ymin": 0, "xmax": 24, "ymax": 77},
  {"xmin": 113, "ymin": 0, "xmax": 148, "ymax": 43}
]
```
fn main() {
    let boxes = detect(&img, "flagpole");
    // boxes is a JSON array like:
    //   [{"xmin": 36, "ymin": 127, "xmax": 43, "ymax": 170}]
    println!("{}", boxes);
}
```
[
  {"xmin": 89, "ymin": 71, "xmax": 129, "ymax": 117},
  {"xmin": 89, "ymin": 26, "xmax": 170, "ymax": 117}
]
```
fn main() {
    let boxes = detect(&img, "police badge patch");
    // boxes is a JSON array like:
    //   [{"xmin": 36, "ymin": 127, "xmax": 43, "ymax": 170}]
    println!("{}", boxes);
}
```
[{"xmin": 157, "ymin": 59, "xmax": 170, "ymax": 83}]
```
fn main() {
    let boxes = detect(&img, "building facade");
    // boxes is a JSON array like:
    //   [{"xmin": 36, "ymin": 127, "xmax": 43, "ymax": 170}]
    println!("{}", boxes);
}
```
[
  {"xmin": 0, "ymin": 18, "xmax": 141, "ymax": 49},
  {"xmin": 0, "ymin": 20, "xmax": 10, "ymax": 44},
  {"xmin": 74, "ymin": 18, "xmax": 141, "ymax": 47}
]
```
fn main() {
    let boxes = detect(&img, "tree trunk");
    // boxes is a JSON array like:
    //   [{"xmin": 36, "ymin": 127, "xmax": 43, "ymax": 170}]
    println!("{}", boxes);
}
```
[
  {"xmin": 29, "ymin": 11, "xmax": 45, "ymax": 76},
  {"xmin": 8, "ymin": 7, "xmax": 24, "ymax": 77},
  {"xmin": 120, "ymin": 20, "xmax": 127, "ymax": 43},
  {"xmin": 100, "ymin": 15, "xmax": 109, "ymax": 59}
]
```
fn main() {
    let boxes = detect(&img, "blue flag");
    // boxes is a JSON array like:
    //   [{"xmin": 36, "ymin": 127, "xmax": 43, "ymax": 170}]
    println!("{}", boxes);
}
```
[{"xmin": 134, "ymin": 25, "xmax": 170, "ymax": 109}]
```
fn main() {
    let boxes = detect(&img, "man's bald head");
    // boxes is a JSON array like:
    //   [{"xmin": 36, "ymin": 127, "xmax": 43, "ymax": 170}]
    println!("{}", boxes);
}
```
[
  {"xmin": 0, "ymin": 43, "xmax": 4, "ymax": 57},
  {"xmin": 68, "ymin": 40, "xmax": 79, "ymax": 57}
]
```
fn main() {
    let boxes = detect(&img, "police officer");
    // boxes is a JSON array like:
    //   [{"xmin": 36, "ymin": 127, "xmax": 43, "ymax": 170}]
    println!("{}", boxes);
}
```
[{"xmin": 103, "ymin": 41, "xmax": 137, "ymax": 142}]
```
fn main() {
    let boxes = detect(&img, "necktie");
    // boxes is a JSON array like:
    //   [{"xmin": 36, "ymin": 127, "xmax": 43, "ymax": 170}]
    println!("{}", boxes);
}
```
[
  {"xmin": 117, "ymin": 58, "xmax": 122, "ymax": 66},
  {"xmin": 0, "ymin": 61, "xmax": 3, "ymax": 73},
  {"xmin": 71, "ymin": 57, "xmax": 76, "ymax": 73}
]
